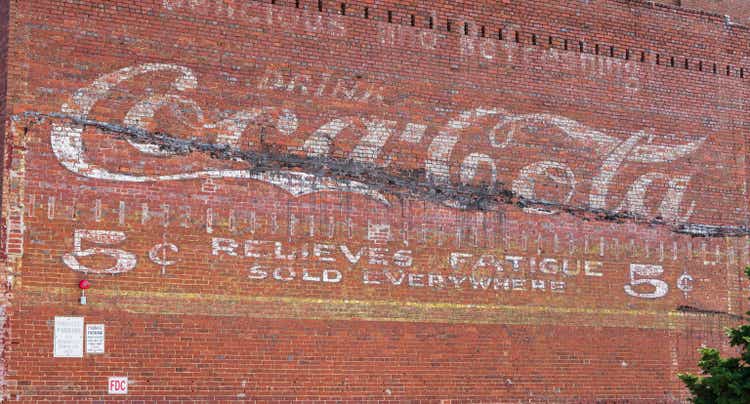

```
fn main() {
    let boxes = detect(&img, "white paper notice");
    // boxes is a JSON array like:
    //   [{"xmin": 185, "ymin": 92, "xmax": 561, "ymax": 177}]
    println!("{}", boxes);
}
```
[
  {"xmin": 86, "ymin": 324, "xmax": 105, "ymax": 354},
  {"xmin": 53, "ymin": 316, "xmax": 84, "ymax": 358}
]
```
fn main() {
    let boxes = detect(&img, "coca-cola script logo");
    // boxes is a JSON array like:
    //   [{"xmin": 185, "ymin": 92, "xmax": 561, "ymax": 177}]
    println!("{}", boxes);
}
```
[{"xmin": 51, "ymin": 63, "xmax": 705, "ymax": 222}]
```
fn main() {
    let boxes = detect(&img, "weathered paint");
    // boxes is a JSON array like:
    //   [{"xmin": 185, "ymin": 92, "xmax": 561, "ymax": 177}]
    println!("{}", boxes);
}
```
[{"xmin": 2, "ymin": 0, "xmax": 750, "ymax": 401}]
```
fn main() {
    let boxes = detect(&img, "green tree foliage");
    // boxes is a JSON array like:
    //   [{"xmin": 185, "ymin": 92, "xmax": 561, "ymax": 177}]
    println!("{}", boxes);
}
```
[{"xmin": 678, "ymin": 267, "xmax": 750, "ymax": 403}]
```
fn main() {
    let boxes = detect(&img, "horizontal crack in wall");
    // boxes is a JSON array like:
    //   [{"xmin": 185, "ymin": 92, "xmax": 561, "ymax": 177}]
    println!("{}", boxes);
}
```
[{"xmin": 17, "ymin": 112, "xmax": 750, "ymax": 238}]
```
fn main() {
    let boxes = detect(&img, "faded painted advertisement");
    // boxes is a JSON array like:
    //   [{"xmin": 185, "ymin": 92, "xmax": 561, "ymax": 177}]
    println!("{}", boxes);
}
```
[
  {"xmin": 8, "ymin": 59, "xmax": 736, "ymax": 312},
  {"xmin": 50, "ymin": 63, "xmax": 706, "ymax": 226}
]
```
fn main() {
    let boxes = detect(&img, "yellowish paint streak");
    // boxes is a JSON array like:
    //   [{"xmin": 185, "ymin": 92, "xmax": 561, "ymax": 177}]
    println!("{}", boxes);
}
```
[{"xmin": 20, "ymin": 285, "xmax": 723, "ymax": 330}]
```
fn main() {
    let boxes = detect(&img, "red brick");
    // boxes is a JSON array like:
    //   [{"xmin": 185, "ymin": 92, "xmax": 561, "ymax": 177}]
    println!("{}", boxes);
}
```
[{"xmin": 1, "ymin": 0, "xmax": 749, "ymax": 401}]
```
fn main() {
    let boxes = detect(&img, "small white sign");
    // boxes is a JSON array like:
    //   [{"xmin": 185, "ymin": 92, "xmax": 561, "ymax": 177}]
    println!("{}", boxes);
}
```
[
  {"xmin": 86, "ymin": 324, "xmax": 105, "ymax": 354},
  {"xmin": 53, "ymin": 316, "xmax": 84, "ymax": 358},
  {"xmin": 108, "ymin": 376, "xmax": 128, "ymax": 394}
]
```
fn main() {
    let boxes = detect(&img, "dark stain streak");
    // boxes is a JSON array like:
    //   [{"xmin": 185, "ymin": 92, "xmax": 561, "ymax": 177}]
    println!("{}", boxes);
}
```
[
  {"xmin": 16, "ymin": 111, "xmax": 750, "ymax": 238},
  {"xmin": 676, "ymin": 305, "xmax": 746, "ymax": 321}
]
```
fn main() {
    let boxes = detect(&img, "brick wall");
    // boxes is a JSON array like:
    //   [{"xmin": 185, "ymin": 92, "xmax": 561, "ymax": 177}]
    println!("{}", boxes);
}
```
[
  {"xmin": 662, "ymin": 0, "xmax": 750, "ymax": 25},
  {"xmin": 0, "ymin": 0, "xmax": 10, "ymax": 396},
  {"xmin": 690, "ymin": 1, "xmax": 750, "ymax": 24},
  {"xmin": 0, "ymin": 0, "xmax": 8, "ymax": 216},
  {"xmin": 2, "ymin": 0, "xmax": 750, "ymax": 401}
]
